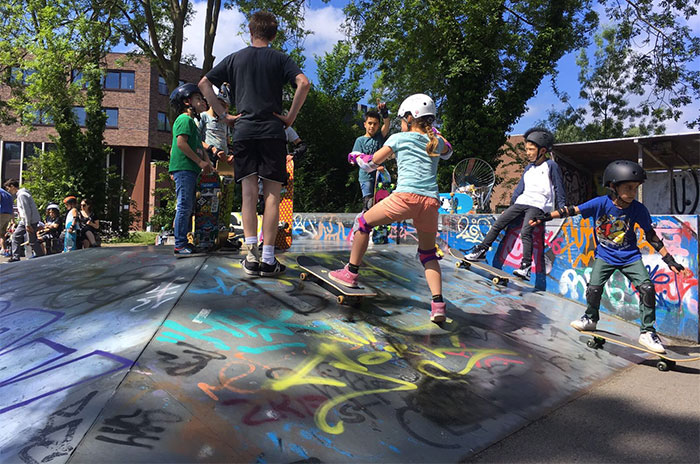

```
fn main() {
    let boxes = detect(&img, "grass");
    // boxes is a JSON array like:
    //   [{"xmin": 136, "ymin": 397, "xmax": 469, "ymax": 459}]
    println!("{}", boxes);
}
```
[{"xmin": 104, "ymin": 231, "xmax": 159, "ymax": 246}]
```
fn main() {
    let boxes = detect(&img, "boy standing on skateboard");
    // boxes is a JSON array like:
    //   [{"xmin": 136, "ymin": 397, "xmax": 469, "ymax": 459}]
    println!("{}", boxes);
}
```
[
  {"xmin": 465, "ymin": 128, "xmax": 566, "ymax": 280},
  {"xmin": 531, "ymin": 160, "xmax": 686, "ymax": 353},
  {"xmin": 169, "ymin": 83, "xmax": 213, "ymax": 257},
  {"xmin": 351, "ymin": 104, "xmax": 391, "ymax": 212},
  {"xmin": 199, "ymin": 11, "xmax": 310, "ymax": 277}
]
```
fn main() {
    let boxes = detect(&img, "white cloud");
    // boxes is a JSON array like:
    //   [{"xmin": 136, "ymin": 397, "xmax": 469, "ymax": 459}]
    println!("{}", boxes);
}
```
[
  {"xmin": 302, "ymin": 5, "xmax": 346, "ymax": 58},
  {"xmin": 182, "ymin": 2, "xmax": 248, "ymax": 67}
]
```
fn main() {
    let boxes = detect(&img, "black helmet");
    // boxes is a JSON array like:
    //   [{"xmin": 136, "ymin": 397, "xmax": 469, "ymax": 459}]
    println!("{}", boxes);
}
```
[
  {"xmin": 524, "ymin": 127, "xmax": 554, "ymax": 151},
  {"xmin": 603, "ymin": 160, "xmax": 647, "ymax": 188},
  {"xmin": 169, "ymin": 83, "xmax": 202, "ymax": 112}
]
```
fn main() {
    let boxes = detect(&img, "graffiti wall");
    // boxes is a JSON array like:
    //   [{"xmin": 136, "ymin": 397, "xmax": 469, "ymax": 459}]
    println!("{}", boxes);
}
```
[
  {"xmin": 291, "ymin": 213, "xmax": 420, "ymax": 245},
  {"xmin": 442, "ymin": 214, "xmax": 699, "ymax": 342}
]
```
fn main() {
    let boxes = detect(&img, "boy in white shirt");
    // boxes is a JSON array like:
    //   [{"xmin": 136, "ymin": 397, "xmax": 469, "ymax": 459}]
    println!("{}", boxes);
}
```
[{"xmin": 465, "ymin": 127, "xmax": 566, "ymax": 280}]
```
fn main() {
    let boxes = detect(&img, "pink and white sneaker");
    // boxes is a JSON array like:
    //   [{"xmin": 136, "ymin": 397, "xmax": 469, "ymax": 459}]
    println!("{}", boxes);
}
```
[
  {"xmin": 430, "ymin": 301, "xmax": 446, "ymax": 323},
  {"xmin": 328, "ymin": 265, "xmax": 359, "ymax": 288}
]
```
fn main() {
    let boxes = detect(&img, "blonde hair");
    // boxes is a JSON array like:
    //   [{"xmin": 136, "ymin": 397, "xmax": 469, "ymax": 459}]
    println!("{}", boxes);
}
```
[{"xmin": 412, "ymin": 116, "xmax": 440, "ymax": 156}]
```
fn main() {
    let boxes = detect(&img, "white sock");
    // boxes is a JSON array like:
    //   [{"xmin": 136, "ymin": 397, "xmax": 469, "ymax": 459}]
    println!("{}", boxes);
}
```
[
  {"xmin": 261, "ymin": 245, "xmax": 275, "ymax": 265},
  {"xmin": 245, "ymin": 236, "xmax": 257, "ymax": 245}
]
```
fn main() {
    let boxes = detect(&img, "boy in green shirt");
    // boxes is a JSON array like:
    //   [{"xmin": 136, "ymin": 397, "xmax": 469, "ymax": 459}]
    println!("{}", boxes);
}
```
[{"xmin": 169, "ymin": 83, "xmax": 214, "ymax": 257}]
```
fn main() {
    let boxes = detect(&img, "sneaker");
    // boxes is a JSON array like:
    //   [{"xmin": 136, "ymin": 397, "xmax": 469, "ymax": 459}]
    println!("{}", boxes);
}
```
[
  {"xmin": 328, "ymin": 265, "xmax": 359, "ymax": 288},
  {"xmin": 7, "ymin": 257, "xmax": 20, "ymax": 263},
  {"xmin": 639, "ymin": 331, "xmax": 666, "ymax": 353},
  {"xmin": 259, "ymin": 258, "xmax": 286, "ymax": 277},
  {"xmin": 174, "ymin": 245, "xmax": 204, "ymax": 258},
  {"xmin": 430, "ymin": 301, "xmax": 446, "ymax": 323},
  {"xmin": 465, "ymin": 245, "xmax": 487, "ymax": 261},
  {"xmin": 570, "ymin": 315, "xmax": 597, "ymax": 331},
  {"xmin": 241, "ymin": 254, "xmax": 260, "ymax": 275},
  {"xmin": 512, "ymin": 266, "xmax": 531, "ymax": 280}
]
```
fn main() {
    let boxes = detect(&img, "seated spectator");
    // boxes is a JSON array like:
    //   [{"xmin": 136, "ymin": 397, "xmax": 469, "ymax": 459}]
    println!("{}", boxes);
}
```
[
  {"xmin": 79, "ymin": 198, "xmax": 101, "ymax": 248},
  {"xmin": 37, "ymin": 203, "xmax": 64, "ymax": 255}
]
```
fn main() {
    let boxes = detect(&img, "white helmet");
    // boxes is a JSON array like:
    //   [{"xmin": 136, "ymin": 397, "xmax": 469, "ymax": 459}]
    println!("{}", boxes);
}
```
[
  {"xmin": 214, "ymin": 83, "xmax": 231, "ymax": 106},
  {"xmin": 398, "ymin": 93, "xmax": 436, "ymax": 119}
]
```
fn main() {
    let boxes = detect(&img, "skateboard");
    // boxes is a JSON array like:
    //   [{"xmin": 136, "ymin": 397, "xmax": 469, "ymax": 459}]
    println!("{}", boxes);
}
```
[
  {"xmin": 578, "ymin": 329, "xmax": 700, "ymax": 371},
  {"xmin": 275, "ymin": 158, "xmax": 294, "ymax": 250},
  {"xmin": 372, "ymin": 170, "xmax": 393, "ymax": 244},
  {"xmin": 448, "ymin": 247, "xmax": 511, "ymax": 285},
  {"xmin": 438, "ymin": 192, "xmax": 474, "ymax": 214},
  {"xmin": 193, "ymin": 172, "xmax": 221, "ymax": 251},
  {"xmin": 217, "ymin": 159, "xmax": 237, "ymax": 248},
  {"xmin": 297, "ymin": 255, "xmax": 376, "ymax": 305}
]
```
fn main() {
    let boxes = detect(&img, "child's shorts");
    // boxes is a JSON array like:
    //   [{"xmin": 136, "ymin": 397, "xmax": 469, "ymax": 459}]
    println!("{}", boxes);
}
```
[
  {"xmin": 231, "ymin": 138, "xmax": 287, "ymax": 184},
  {"xmin": 370, "ymin": 192, "xmax": 439, "ymax": 234}
]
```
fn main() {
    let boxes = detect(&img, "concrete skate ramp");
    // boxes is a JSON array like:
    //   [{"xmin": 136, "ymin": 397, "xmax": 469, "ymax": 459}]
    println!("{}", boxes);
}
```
[{"xmin": 0, "ymin": 243, "xmax": 655, "ymax": 463}]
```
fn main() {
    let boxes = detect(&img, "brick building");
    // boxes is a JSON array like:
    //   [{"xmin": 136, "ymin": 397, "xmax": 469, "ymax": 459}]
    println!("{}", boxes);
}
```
[{"xmin": 0, "ymin": 52, "xmax": 203, "ymax": 229}]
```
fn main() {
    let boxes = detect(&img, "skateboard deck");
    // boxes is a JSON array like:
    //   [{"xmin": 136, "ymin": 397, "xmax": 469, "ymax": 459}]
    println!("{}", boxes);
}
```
[
  {"xmin": 193, "ymin": 172, "xmax": 221, "ymax": 251},
  {"xmin": 217, "ymin": 159, "xmax": 236, "ymax": 247},
  {"xmin": 297, "ymin": 255, "xmax": 376, "ymax": 305},
  {"xmin": 578, "ymin": 328, "xmax": 700, "ymax": 371},
  {"xmin": 438, "ymin": 192, "xmax": 474, "ymax": 214},
  {"xmin": 448, "ymin": 247, "xmax": 511, "ymax": 285},
  {"xmin": 275, "ymin": 158, "xmax": 294, "ymax": 250}
]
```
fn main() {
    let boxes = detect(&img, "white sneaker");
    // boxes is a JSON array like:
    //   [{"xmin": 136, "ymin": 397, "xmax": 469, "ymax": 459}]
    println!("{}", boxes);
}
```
[
  {"xmin": 465, "ymin": 246, "xmax": 487, "ymax": 261},
  {"xmin": 639, "ymin": 332, "xmax": 666, "ymax": 353},
  {"xmin": 570, "ymin": 315, "xmax": 597, "ymax": 331}
]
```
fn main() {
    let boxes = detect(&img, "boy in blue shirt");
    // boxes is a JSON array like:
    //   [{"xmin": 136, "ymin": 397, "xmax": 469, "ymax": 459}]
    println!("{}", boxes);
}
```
[
  {"xmin": 351, "ymin": 105, "xmax": 391, "ymax": 211},
  {"xmin": 531, "ymin": 160, "xmax": 686, "ymax": 353},
  {"xmin": 466, "ymin": 128, "xmax": 566, "ymax": 280}
]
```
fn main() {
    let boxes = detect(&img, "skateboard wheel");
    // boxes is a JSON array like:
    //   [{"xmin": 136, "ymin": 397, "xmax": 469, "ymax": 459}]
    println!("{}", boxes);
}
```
[
  {"xmin": 337, "ymin": 295, "xmax": 345, "ymax": 304},
  {"xmin": 455, "ymin": 262, "xmax": 462, "ymax": 269},
  {"xmin": 492, "ymin": 277, "xmax": 500, "ymax": 284},
  {"xmin": 196, "ymin": 192, "xmax": 201, "ymax": 199},
  {"xmin": 593, "ymin": 337, "xmax": 605, "ymax": 346},
  {"xmin": 656, "ymin": 360, "xmax": 669, "ymax": 371},
  {"xmin": 300, "ymin": 272, "xmax": 308, "ymax": 281},
  {"xmin": 216, "ymin": 191, "xmax": 221, "ymax": 199},
  {"xmin": 586, "ymin": 339, "xmax": 600, "ymax": 349}
]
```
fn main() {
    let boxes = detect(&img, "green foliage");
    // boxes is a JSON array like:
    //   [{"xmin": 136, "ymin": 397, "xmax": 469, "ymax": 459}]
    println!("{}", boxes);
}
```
[
  {"xmin": 105, "ymin": 231, "xmax": 159, "ymax": 245},
  {"xmin": 148, "ymin": 160, "xmax": 177, "ymax": 231},
  {"xmin": 344, "ymin": 0, "xmax": 598, "ymax": 192},
  {"xmin": 293, "ymin": 42, "xmax": 369, "ymax": 212},
  {"xmin": 545, "ymin": 25, "xmax": 669, "ymax": 142},
  {"xmin": 0, "ymin": 0, "xmax": 133, "ymax": 234}
]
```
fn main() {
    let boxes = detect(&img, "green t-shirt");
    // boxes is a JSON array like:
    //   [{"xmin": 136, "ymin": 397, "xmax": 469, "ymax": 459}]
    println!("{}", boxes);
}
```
[
  {"xmin": 353, "ymin": 133, "xmax": 386, "ymax": 183},
  {"xmin": 169, "ymin": 113, "xmax": 202, "ymax": 173}
]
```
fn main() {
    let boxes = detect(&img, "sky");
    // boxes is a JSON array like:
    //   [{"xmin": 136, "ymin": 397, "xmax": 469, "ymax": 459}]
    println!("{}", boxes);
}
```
[{"xmin": 125, "ymin": 0, "xmax": 699, "ymax": 136}]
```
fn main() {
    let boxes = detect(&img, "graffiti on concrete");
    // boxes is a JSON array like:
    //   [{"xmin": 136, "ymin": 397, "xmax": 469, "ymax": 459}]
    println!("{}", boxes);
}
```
[{"xmin": 94, "ymin": 409, "xmax": 182, "ymax": 449}]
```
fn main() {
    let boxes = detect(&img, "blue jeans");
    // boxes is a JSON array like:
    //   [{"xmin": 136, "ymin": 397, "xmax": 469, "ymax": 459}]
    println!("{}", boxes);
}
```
[{"xmin": 173, "ymin": 170, "xmax": 198, "ymax": 248}]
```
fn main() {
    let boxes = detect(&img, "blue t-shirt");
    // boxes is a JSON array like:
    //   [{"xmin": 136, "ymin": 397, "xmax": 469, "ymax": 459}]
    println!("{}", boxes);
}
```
[
  {"xmin": 384, "ymin": 132, "xmax": 444, "ymax": 200},
  {"xmin": 578, "ymin": 195, "xmax": 653, "ymax": 266},
  {"xmin": 353, "ymin": 134, "xmax": 386, "ymax": 184},
  {"xmin": 0, "ymin": 187, "xmax": 13, "ymax": 214}
]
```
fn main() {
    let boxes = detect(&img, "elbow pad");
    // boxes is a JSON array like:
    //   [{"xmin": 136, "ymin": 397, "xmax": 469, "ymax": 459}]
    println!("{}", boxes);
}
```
[
  {"xmin": 646, "ymin": 230, "xmax": 664, "ymax": 252},
  {"xmin": 440, "ymin": 141, "xmax": 453, "ymax": 160}
]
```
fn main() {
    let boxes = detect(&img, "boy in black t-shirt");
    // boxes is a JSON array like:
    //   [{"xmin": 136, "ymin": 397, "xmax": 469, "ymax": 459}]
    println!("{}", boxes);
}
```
[{"xmin": 199, "ymin": 11, "xmax": 310, "ymax": 277}]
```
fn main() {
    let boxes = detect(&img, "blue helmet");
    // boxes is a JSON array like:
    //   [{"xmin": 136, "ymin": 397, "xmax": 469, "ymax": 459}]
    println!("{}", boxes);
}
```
[{"xmin": 169, "ymin": 83, "xmax": 202, "ymax": 113}]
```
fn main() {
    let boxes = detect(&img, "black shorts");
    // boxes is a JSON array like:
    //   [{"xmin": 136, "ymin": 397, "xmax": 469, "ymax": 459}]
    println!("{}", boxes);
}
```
[{"xmin": 232, "ymin": 139, "xmax": 287, "ymax": 184}]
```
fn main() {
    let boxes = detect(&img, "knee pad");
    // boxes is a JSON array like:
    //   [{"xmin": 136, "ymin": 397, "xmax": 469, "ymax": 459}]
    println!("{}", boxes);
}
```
[
  {"xmin": 638, "ymin": 281, "xmax": 656, "ymax": 309},
  {"xmin": 418, "ymin": 247, "xmax": 441, "ymax": 266},
  {"xmin": 586, "ymin": 285, "xmax": 603, "ymax": 309},
  {"xmin": 353, "ymin": 213, "xmax": 371, "ymax": 235}
]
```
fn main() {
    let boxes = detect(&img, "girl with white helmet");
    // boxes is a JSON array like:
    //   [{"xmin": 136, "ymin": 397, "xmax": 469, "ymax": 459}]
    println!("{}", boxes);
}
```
[{"xmin": 332, "ymin": 93, "xmax": 453, "ymax": 323}]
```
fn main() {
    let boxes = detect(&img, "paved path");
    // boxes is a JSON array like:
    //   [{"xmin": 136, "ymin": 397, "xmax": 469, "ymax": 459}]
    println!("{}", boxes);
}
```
[{"xmin": 0, "ymin": 244, "xmax": 697, "ymax": 463}]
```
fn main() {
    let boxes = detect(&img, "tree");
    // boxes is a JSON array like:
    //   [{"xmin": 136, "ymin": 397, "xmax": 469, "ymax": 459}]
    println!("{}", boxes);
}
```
[
  {"xmin": 545, "ymin": 26, "xmax": 668, "ymax": 142},
  {"xmin": 344, "ymin": 0, "xmax": 598, "ymax": 189},
  {"xmin": 0, "ymin": 0, "xmax": 133, "ymax": 234},
  {"xmin": 293, "ymin": 41, "xmax": 369, "ymax": 212},
  {"xmin": 599, "ymin": 0, "xmax": 700, "ymax": 129}
]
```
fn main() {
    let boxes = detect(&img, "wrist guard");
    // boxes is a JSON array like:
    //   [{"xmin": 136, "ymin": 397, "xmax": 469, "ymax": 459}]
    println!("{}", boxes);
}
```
[
  {"xmin": 356, "ymin": 155, "xmax": 378, "ymax": 173},
  {"xmin": 347, "ymin": 151, "xmax": 365, "ymax": 165},
  {"xmin": 645, "ymin": 229, "xmax": 664, "ymax": 252},
  {"xmin": 556, "ymin": 205, "xmax": 577, "ymax": 218},
  {"xmin": 380, "ymin": 107, "xmax": 389, "ymax": 119},
  {"xmin": 293, "ymin": 142, "xmax": 307, "ymax": 161},
  {"xmin": 662, "ymin": 254, "xmax": 684, "ymax": 271}
]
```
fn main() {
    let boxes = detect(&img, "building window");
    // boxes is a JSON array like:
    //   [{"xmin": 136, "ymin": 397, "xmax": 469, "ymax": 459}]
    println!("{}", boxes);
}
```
[
  {"xmin": 105, "ymin": 108, "xmax": 118, "ymax": 128},
  {"xmin": 23, "ymin": 142, "xmax": 43, "ymax": 170},
  {"xmin": 104, "ymin": 70, "xmax": 135, "ymax": 90},
  {"xmin": 73, "ymin": 107, "xmax": 87, "ymax": 126},
  {"xmin": 157, "ymin": 112, "xmax": 170, "ymax": 132},
  {"xmin": 32, "ymin": 109, "xmax": 53, "ymax": 126},
  {"xmin": 71, "ymin": 70, "xmax": 88, "ymax": 89},
  {"xmin": 158, "ymin": 76, "xmax": 168, "ymax": 95},
  {"xmin": 3, "ymin": 142, "xmax": 21, "ymax": 160},
  {"xmin": 9, "ymin": 67, "xmax": 35, "ymax": 86}
]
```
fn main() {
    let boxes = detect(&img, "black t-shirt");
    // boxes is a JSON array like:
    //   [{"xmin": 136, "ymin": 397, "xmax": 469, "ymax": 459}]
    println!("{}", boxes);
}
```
[{"xmin": 206, "ymin": 46, "xmax": 302, "ymax": 141}]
